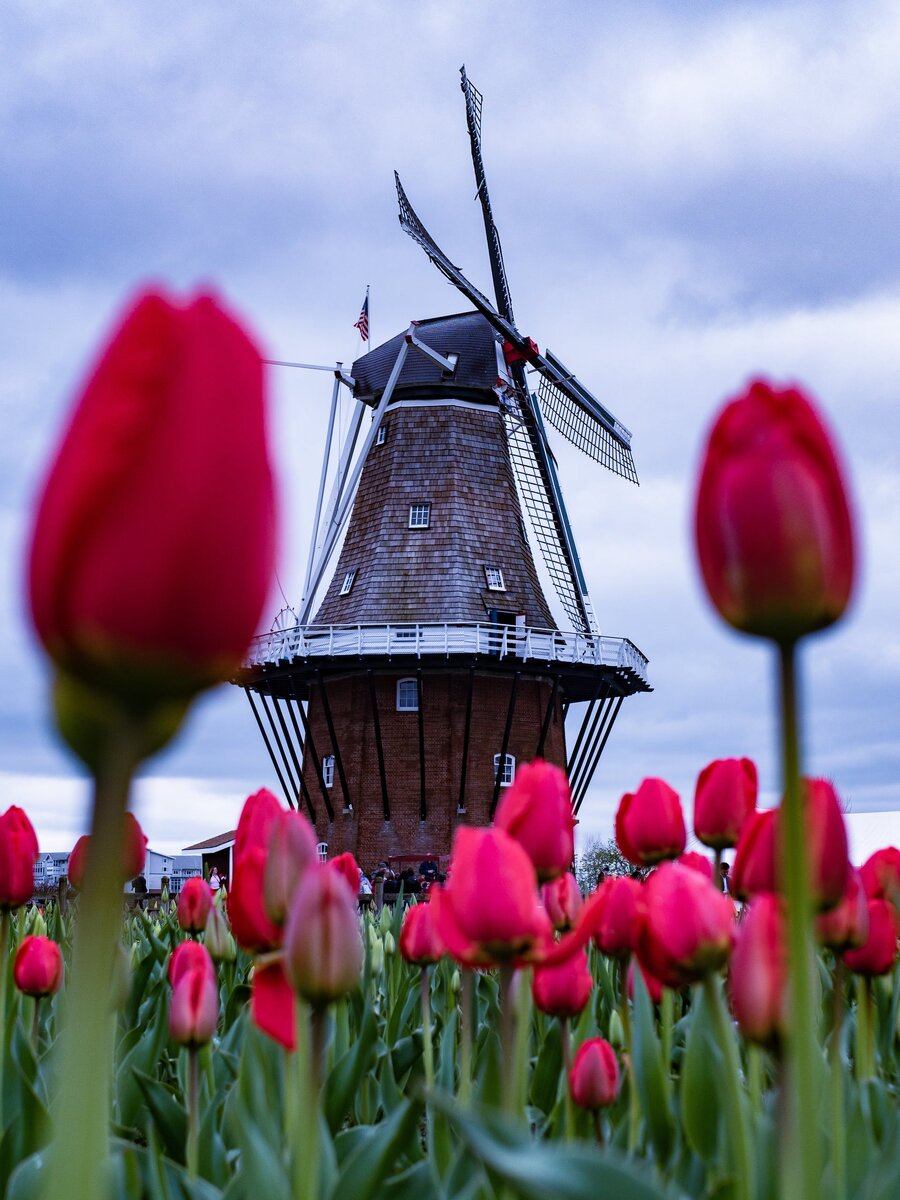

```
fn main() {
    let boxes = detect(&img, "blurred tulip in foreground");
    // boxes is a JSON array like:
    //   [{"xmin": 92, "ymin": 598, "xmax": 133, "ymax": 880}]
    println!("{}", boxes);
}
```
[
  {"xmin": 14, "ymin": 935, "xmax": 64, "ymax": 998},
  {"xmin": 284, "ymin": 865, "xmax": 363, "ymax": 1008},
  {"xmin": 264, "ymin": 809, "xmax": 318, "ymax": 925},
  {"xmin": 816, "ymin": 869, "xmax": 869, "ymax": 952},
  {"xmin": 843, "ymin": 900, "xmax": 899, "ymax": 977},
  {"xmin": 729, "ymin": 895, "xmax": 787, "ymax": 1048},
  {"xmin": 494, "ymin": 759, "xmax": 576, "ymax": 882},
  {"xmin": 859, "ymin": 846, "xmax": 900, "ymax": 911},
  {"xmin": 615, "ymin": 778, "xmax": 686, "ymax": 867},
  {"xmin": 67, "ymin": 812, "xmax": 147, "ymax": 890},
  {"xmin": 541, "ymin": 872, "xmax": 583, "ymax": 932},
  {"xmin": 694, "ymin": 379, "xmax": 855, "ymax": 642}
]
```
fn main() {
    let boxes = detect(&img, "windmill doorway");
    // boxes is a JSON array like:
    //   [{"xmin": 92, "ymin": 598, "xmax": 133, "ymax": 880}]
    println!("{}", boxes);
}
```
[{"xmin": 488, "ymin": 609, "xmax": 525, "ymax": 657}]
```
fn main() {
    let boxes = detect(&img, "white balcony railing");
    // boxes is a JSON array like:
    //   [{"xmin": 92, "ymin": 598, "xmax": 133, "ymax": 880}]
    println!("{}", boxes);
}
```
[{"xmin": 244, "ymin": 621, "xmax": 649, "ymax": 686}]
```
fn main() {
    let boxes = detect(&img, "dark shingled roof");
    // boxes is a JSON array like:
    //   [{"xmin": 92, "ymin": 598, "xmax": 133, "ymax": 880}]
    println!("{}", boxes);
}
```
[
  {"xmin": 182, "ymin": 830, "xmax": 237, "ymax": 851},
  {"xmin": 352, "ymin": 312, "xmax": 500, "ymax": 406}
]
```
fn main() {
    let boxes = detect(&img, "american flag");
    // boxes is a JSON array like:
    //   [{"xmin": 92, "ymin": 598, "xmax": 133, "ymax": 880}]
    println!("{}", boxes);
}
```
[{"xmin": 353, "ymin": 291, "xmax": 369, "ymax": 341}]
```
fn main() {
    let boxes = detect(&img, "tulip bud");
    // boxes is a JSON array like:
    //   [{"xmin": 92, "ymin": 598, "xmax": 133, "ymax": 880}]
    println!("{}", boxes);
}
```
[
  {"xmin": 263, "ymin": 809, "xmax": 318, "ymax": 924},
  {"xmin": 13, "ymin": 935, "xmax": 63, "ymax": 998},
  {"xmin": 694, "ymin": 379, "xmax": 855, "ymax": 642},
  {"xmin": 399, "ymin": 902, "xmax": 446, "ymax": 967},
  {"xmin": 568, "ymin": 1038, "xmax": 620, "ymax": 1110},
  {"xmin": 541, "ymin": 873, "xmax": 583, "ymax": 932},
  {"xmin": 67, "ymin": 813, "xmax": 147, "ymax": 890},
  {"xmin": 169, "ymin": 954, "xmax": 219, "ymax": 1048},
  {"xmin": 369, "ymin": 938, "xmax": 384, "ymax": 975},
  {"xmin": 449, "ymin": 968, "xmax": 461, "ymax": 995},
  {"xmin": 283, "ymin": 865, "xmax": 363, "ymax": 1008},
  {"xmin": 532, "ymin": 946, "xmax": 592, "ymax": 1019},
  {"xmin": 0, "ymin": 807, "xmax": 39, "ymax": 911},
  {"xmin": 637, "ymin": 862, "xmax": 734, "ymax": 988},
  {"xmin": 327, "ymin": 852, "xmax": 361, "ymax": 897},
  {"xmin": 859, "ymin": 847, "xmax": 900, "ymax": 912},
  {"xmin": 678, "ymin": 852, "xmax": 714, "ymax": 881},
  {"xmin": 204, "ymin": 902, "xmax": 235, "ymax": 961},
  {"xmin": 228, "ymin": 846, "xmax": 281, "ymax": 953},
  {"xmin": 693, "ymin": 758, "xmax": 758, "ymax": 850},
  {"xmin": 494, "ymin": 759, "xmax": 576, "ymax": 882},
  {"xmin": 383, "ymin": 931, "xmax": 396, "ymax": 957},
  {"xmin": 817, "ymin": 869, "xmax": 869, "ymax": 951},
  {"xmin": 729, "ymin": 895, "xmax": 787, "ymax": 1047},
  {"xmin": 730, "ymin": 810, "xmax": 777, "ymax": 901},
  {"xmin": 608, "ymin": 1008, "xmax": 625, "ymax": 1049},
  {"xmin": 590, "ymin": 875, "xmax": 642, "ymax": 959},
  {"xmin": 615, "ymin": 778, "xmax": 686, "ymax": 867},
  {"xmin": 28, "ymin": 289, "xmax": 276, "ymax": 716},
  {"xmin": 176, "ymin": 877, "xmax": 214, "ymax": 934},
  {"xmin": 843, "ymin": 900, "xmax": 899, "ymax": 977}
]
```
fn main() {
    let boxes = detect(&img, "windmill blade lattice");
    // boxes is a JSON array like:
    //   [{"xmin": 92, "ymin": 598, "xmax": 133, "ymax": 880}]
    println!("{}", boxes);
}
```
[{"xmin": 537, "ymin": 373, "xmax": 639, "ymax": 483}]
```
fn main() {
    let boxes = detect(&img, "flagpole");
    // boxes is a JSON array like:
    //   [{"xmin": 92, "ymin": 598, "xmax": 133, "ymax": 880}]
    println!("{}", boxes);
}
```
[{"xmin": 365, "ymin": 284, "xmax": 370, "ymax": 348}]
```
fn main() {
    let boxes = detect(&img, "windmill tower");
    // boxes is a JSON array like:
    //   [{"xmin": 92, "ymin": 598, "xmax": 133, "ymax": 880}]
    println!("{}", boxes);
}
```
[{"xmin": 236, "ymin": 69, "xmax": 650, "ymax": 867}]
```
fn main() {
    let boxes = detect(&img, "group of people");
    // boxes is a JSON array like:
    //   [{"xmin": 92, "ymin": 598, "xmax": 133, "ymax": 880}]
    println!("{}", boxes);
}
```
[{"xmin": 358, "ymin": 858, "xmax": 446, "ymax": 904}]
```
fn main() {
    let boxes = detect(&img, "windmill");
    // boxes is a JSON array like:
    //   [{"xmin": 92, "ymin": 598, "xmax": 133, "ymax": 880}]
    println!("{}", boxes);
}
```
[{"xmin": 236, "ymin": 68, "xmax": 650, "ymax": 868}]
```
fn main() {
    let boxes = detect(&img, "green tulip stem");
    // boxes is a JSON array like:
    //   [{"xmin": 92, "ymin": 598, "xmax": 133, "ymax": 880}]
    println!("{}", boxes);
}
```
[
  {"xmin": 777, "ymin": 638, "xmax": 820, "ymax": 1200},
  {"xmin": 592, "ymin": 1111, "xmax": 605, "ymax": 1147},
  {"xmin": 830, "ymin": 959, "xmax": 847, "ymax": 1200},
  {"xmin": 513, "ymin": 968, "xmax": 531, "ymax": 1116},
  {"xmin": 498, "ymin": 963, "xmax": 515, "ymax": 1114},
  {"xmin": 293, "ymin": 997, "xmax": 319, "ymax": 1200},
  {"xmin": 704, "ymin": 976, "xmax": 753, "ymax": 1200},
  {"xmin": 31, "ymin": 996, "xmax": 41, "ymax": 1054},
  {"xmin": 186, "ymin": 1047, "xmax": 200, "ymax": 1180},
  {"xmin": 747, "ymin": 1045, "xmax": 762, "ymax": 1118},
  {"xmin": 420, "ymin": 966, "xmax": 434, "ymax": 1089},
  {"xmin": 43, "ymin": 729, "xmax": 137, "ymax": 1200},
  {"xmin": 620, "ymin": 957, "xmax": 639, "ymax": 1152},
  {"xmin": 459, "ymin": 968, "xmax": 473, "ymax": 1104},
  {"xmin": 0, "ymin": 908, "xmax": 9, "ymax": 1135},
  {"xmin": 561, "ymin": 1016, "xmax": 575, "ymax": 1139},
  {"xmin": 660, "ymin": 988, "xmax": 674, "ymax": 1082},
  {"xmin": 855, "ymin": 975, "xmax": 874, "ymax": 1081}
]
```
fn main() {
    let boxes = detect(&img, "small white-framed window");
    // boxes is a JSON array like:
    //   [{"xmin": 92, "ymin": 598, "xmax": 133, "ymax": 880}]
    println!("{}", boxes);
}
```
[
  {"xmin": 376, "ymin": 424, "xmax": 387, "ymax": 446},
  {"xmin": 322, "ymin": 755, "xmax": 335, "ymax": 788},
  {"xmin": 339, "ymin": 569, "xmax": 357, "ymax": 596},
  {"xmin": 494, "ymin": 753, "xmax": 516, "ymax": 786},
  {"xmin": 485, "ymin": 565, "xmax": 506, "ymax": 591},
  {"xmin": 316, "ymin": 841, "xmax": 328, "ymax": 864},
  {"xmin": 396, "ymin": 677, "xmax": 419, "ymax": 711},
  {"xmin": 409, "ymin": 503, "xmax": 431, "ymax": 529}
]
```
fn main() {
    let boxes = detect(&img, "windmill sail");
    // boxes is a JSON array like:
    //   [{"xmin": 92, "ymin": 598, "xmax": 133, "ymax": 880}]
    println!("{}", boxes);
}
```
[{"xmin": 537, "ymin": 361, "xmax": 638, "ymax": 482}]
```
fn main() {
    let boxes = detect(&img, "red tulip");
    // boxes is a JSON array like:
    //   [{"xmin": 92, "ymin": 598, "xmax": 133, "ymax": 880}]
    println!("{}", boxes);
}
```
[
  {"xmin": 695, "ymin": 379, "xmax": 855, "ymax": 642},
  {"xmin": 693, "ymin": 758, "xmax": 757, "ymax": 850},
  {"xmin": 541, "ymin": 873, "xmax": 583, "ymax": 933},
  {"xmin": 168, "ymin": 940, "xmax": 216, "ymax": 988},
  {"xmin": 168, "ymin": 946, "xmax": 218, "ymax": 1047},
  {"xmin": 235, "ymin": 788, "xmax": 283, "ymax": 861},
  {"xmin": 283, "ymin": 865, "xmax": 363, "ymax": 1008},
  {"xmin": 494, "ymin": 759, "xmax": 576, "ymax": 882},
  {"xmin": 327, "ymin": 852, "xmax": 361, "ymax": 897},
  {"xmin": 729, "ymin": 895, "xmax": 787, "ymax": 1047},
  {"xmin": 176, "ymin": 877, "xmax": 214, "ymax": 933},
  {"xmin": 627, "ymin": 957, "xmax": 664, "ymax": 1005},
  {"xmin": 615, "ymin": 778, "xmax": 686, "ymax": 867},
  {"xmin": 0, "ymin": 807, "xmax": 39, "ymax": 910},
  {"xmin": 568, "ymin": 1038, "xmax": 620, "ymax": 1110},
  {"xmin": 251, "ymin": 959, "xmax": 295, "ymax": 1050},
  {"xmin": 730, "ymin": 810, "xmax": 777, "ymax": 901},
  {"xmin": 430, "ymin": 827, "xmax": 551, "ymax": 968},
  {"xmin": 67, "ymin": 812, "xmax": 147, "ymax": 889},
  {"xmin": 590, "ymin": 875, "xmax": 642, "ymax": 959},
  {"xmin": 13, "ymin": 935, "xmax": 64, "ymax": 997},
  {"xmin": 399, "ymin": 902, "xmax": 445, "ymax": 966},
  {"xmin": 263, "ymin": 810, "xmax": 318, "ymax": 925},
  {"xmin": 637, "ymin": 862, "xmax": 734, "ymax": 988},
  {"xmin": 843, "ymin": 900, "xmax": 899, "ymax": 977},
  {"xmin": 678, "ymin": 852, "xmax": 714, "ymax": 881},
  {"xmin": 801, "ymin": 778, "xmax": 850, "ymax": 910},
  {"xmin": 816, "ymin": 869, "xmax": 869, "ymax": 951},
  {"xmin": 28, "ymin": 289, "xmax": 276, "ymax": 705},
  {"xmin": 228, "ymin": 846, "xmax": 281, "ymax": 952},
  {"xmin": 859, "ymin": 847, "xmax": 900, "ymax": 910},
  {"xmin": 532, "ymin": 946, "xmax": 592, "ymax": 1019}
]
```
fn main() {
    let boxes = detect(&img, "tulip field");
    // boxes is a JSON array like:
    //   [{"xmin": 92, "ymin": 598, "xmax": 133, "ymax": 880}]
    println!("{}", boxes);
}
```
[{"xmin": 6, "ymin": 294, "xmax": 899, "ymax": 1200}]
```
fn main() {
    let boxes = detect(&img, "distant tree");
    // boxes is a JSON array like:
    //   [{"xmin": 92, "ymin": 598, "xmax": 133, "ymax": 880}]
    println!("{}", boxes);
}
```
[{"xmin": 574, "ymin": 836, "xmax": 649, "ymax": 894}]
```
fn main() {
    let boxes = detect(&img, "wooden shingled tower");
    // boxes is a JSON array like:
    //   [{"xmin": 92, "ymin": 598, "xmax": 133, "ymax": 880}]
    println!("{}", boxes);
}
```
[{"xmin": 235, "ymin": 69, "xmax": 650, "ymax": 868}]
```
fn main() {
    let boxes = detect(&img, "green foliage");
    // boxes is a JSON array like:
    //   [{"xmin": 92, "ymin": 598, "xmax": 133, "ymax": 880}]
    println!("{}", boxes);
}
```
[{"xmin": 574, "ymin": 836, "xmax": 648, "ymax": 894}]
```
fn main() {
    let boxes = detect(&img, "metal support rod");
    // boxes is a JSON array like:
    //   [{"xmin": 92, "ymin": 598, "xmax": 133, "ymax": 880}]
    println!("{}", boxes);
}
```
[
  {"xmin": 573, "ymin": 695, "xmax": 624, "ymax": 814},
  {"xmin": 245, "ymin": 690, "xmax": 295, "ymax": 810},
  {"xmin": 367, "ymin": 671, "xmax": 390, "ymax": 821},
  {"xmin": 259, "ymin": 692, "xmax": 301, "ymax": 809},
  {"xmin": 281, "ymin": 695, "xmax": 317, "ymax": 821},
  {"xmin": 303, "ymin": 373, "xmax": 343, "ymax": 601},
  {"xmin": 536, "ymin": 675, "xmax": 560, "ymax": 758},
  {"xmin": 416, "ymin": 669, "xmax": 427, "ymax": 822},
  {"xmin": 569, "ymin": 693, "xmax": 614, "ymax": 797},
  {"xmin": 273, "ymin": 697, "xmax": 309, "ymax": 815},
  {"xmin": 457, "ymin": 668, "xmax": 475, "ymax": 813},
  {"xmin": 565, "ymin": 679, "xmax": 607, "ymax": 779},
  {"xmin": 292, "ymin": 688, "xmax": 334, "ymax": 822},
  {"xmin": 490, "ymin": 672, "xmax": 520, "ymax": 818},
  {"xmin": 315, "ymin": 671, "xmax": 352, "ymax": 812}
]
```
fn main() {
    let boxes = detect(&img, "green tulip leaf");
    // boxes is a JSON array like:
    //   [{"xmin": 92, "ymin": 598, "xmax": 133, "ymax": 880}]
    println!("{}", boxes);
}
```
[
  {"xmin": 133, "ymin": 1070, "xmax": 187, "ymax": 1164},
  {"xmin": 631, "ymin": 967, "xmax": 675, "ymax": 1165},
  {"xmin": 680, "ymin": 987, "xmax": 722, "ymax": 1162},
  {"xmin": 323, "ymin": 1001, "xmax": 378, "ymax": 1133},
  {"xmin": 327, "ymin": 1097, "xmax": 423, "ymax": 1200},
  {"xmin": 530, "ymin": 1019, "xmax": 563, "ymax": 1115}
]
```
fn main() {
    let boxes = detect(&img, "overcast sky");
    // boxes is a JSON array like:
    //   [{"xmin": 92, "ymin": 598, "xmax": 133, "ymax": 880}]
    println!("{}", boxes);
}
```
[{"xmin": 2, "ymin": 0, "xmax": 898, "ymax": 861}]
